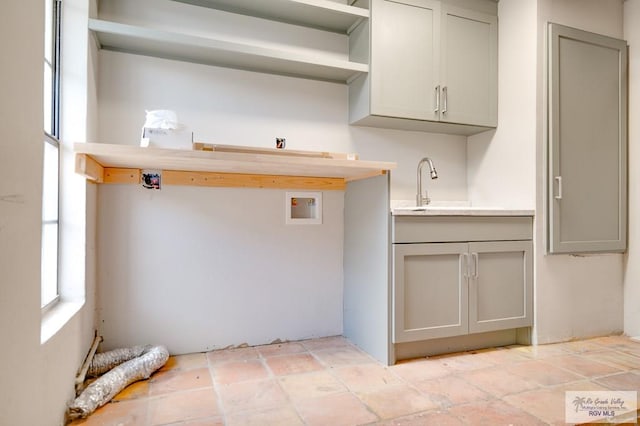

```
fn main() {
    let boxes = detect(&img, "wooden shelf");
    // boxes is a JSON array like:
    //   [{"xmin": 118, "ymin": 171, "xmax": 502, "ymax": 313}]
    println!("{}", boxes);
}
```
[
  {"xmin": 170, "ymin": 0, "xmax": 369, "ymax": 34},
  {"xmin": 89, "ymin": 19, "xmax": 368, "ymax": 84},
  {"xmin": 75, "ymin": 143, "xmax": 396, "ymax": 190}
]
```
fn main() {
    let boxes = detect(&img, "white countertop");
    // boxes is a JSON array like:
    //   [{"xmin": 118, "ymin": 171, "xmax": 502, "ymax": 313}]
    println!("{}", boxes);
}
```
[{"xmin": 390, "ymin": 200, "xmax": 535, "ymax": 217}]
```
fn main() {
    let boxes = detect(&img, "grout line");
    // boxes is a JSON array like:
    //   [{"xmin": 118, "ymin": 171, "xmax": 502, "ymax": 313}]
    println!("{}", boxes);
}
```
[{"xmin": 205, "ymin": 350, "xmax": 227, "ymax": 425}]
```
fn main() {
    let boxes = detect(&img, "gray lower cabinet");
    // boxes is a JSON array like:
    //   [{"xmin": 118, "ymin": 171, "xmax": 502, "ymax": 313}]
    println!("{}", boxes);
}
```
[
  {"xmin": 394, "ymin": 242, "xmax": 469, "ymax": 342},
  {"xmin": 547, "ymin": 23, "xmax": 627, "ymax": 254},
  {"xmin": 468, "ymin": 241, "xmax": 533, "ymax": 334},
  {"xmin": 393, "ymin": 231, "xmax": 533, "ymax": 343}
]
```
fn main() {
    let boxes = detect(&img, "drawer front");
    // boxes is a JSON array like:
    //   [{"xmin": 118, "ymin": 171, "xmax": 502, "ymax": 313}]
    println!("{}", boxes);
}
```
[{"xmin": 393, "ymin": 216, "xmax": 533, "ymax": 243}]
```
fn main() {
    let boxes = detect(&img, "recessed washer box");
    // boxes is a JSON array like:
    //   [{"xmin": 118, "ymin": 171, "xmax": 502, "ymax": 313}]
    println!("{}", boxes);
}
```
[{"xmin": 286, "ymin": 192, "xmax": 322, "ymax": 225}]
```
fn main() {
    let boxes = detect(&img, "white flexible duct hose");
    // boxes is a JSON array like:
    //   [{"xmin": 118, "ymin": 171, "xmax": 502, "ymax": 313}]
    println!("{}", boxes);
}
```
[{"xmin": 68, "ymin": 345, "xmax": 169, "ymax": 420}]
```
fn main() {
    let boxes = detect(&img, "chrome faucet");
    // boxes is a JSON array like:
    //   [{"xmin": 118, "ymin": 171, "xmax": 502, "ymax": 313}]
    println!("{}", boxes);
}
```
[{"xmin": 416, "ymin": 157, "xmax": 438, "ymax": 206}]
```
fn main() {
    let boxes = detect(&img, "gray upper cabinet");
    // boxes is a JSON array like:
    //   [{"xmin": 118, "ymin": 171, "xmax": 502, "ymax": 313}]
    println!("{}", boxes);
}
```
[
  {"xmin": 440, "ymin": 5, "xmax": 497, "ymax": 127},
  {"xmin": 370, "ymin": 0, "xmax": 440, "ymax": 121},
  {"xmin": 547, "ymin": 23, "xmax": 628, "ymax": 254},
  {"xmin": 349, "ymin": 0, "xmax": 497, "ymax": 136}
]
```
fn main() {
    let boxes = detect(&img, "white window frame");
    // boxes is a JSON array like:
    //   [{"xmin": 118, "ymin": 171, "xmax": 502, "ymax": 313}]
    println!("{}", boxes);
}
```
[{"xmin": 42, "ymin": 0, "xmax": 62, "ymax": 311}]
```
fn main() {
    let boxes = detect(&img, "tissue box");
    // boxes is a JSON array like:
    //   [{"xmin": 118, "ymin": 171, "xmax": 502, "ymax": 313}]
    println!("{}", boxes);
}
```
[{"xmin": 140, "ymin": 127, "xmax": 193, "ymax": 150}]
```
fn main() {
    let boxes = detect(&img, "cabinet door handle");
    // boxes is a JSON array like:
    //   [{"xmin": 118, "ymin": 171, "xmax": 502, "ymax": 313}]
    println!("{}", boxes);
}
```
[
  {"xmin": 442, "ymin": 86, "xmax": 448, "ymax": 114},
  {"xmin": 472, "ymin": 252, "xmax": 479, "ymax": 278},
  {"xmin": 460, "ymin": 253, "xmax": 469, "ymax": 278},
  {"xmin": 434, "ymin": 85, "xmax": 440, "ymax": 113},
  {"xmin": 554, "ymin": 176, "xmax": 563, "ymax": 200}
]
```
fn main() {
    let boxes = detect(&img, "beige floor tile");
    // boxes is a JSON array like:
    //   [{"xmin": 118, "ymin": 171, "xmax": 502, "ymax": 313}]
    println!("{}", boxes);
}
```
[
  {"xmin": 427, "ymin": 351, "xmax": 497, "ymax": 371},
  {"xmin": 559, "ymin": 339, "xmax": 611, "ymax": 354},
  {"xmin": 587, "ymin": 350, "xmax": 640, "ymax": 370},
  {"xmin": 312, "ymin": 346, "xmax": 374, "ymax": 367},
  {"xmin": 545, "ymin": 354, "xmax": 625, "ymax": 378},
  {"xmin": 161, "ymin": 352, "xmax": 209, "ymax": 372},
  {"xmin": 225, "ymin": 406, "xmax": 304, "ymax": 426},
  {"xmin": 112, "ymin": 379, "xmax": 150, "ymax": 401},
  {"xmin": 333, "ymin": 363, "xmax": 403, "ymax": 392},
  {"xmin": 357, "ymin": 383, "xmax": 439, "ymax": 419},
  {"xmin": 458, "ymin": 366, "xmax": 539, "ymax": 397},
  {"xmin": 390, "ymin": 358, "xmax": 452, "ymax": 382},
  {"xmin": 508, "ymin": 343, "xmax": 571, "ymax": 359},
  {"xmin": 295, "ymin": 392, "xmax": 378, "ymax": 426},
  {"xmin": 591, "ymin": 335, "xmax": 639, "ymax": 349},
  {"xmin": 553, "ymin": 379, "xmax": 612, "ymax": 392},
  {"xmin": 301, "ymin": 336, "xmax": 353, "ymax": 351},
  {"xmin": 375, "ymin": 410, "xmax": 465, "ymax": 426},
  {"xmin": 149, "ymin": 367, "xmax": 212, "ymax": 395},
  {"xmin": 257, "ymin": 342, "xmax": 308, "ymax": 358},
  {"xmin": 472, "ymin": 346, "xmax": 531, "ymax": 364},
  {"xmin": 413, "ymin": 376, "xmax": 493, "ymax": 408},
  {"xmin": 148, "ymin": 388, "xmax": 219, "ymax": 425},
  {"xmin": 68, "ymin": 398, "xmax": 148, "ymax": 426},
  {"xmin": 206, "ymin": 346, "xmax": 260, "ymax": 365},
  {"xmin": 504, "ymin": 387, "xmax": 570, "ymax": 425},
  {"xmin": 507, "ymin": 359, "xmax": 583, "ymax": 386},
  {"xmin": 177, "ymin": 417, "xmax": 225, "ymax": 426},
  {"xmin": 448, "ymin": 399, "xmax": 547, "ymax": 426},
  {"xmin": 218, "ymin": 378, "xmax": 289, "ymax": 413},
  {"xmin": 212, "ymin": 359, "xmax": 269, "ymax": 385},
  {"xmin": 265, "ymin": 353, "xmax": 324, "ymax": 376},
  {"xmin": 278, "ymin": 370, "xmax": 347, "ymax": 401},
  {"xmin": 621, "ymin": 345, "xmax": 640, "ymax": 358},
  {"xmin": 595, "ymin": 371, "xmax": 640, "ymax": 392}
]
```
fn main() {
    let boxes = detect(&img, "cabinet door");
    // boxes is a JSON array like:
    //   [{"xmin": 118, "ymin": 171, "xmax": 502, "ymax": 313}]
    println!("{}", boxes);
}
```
[
  {"xmin": 440, "ymin": 5, "xmax": 497, "ymax": 127},
  {"xmin": 393, "ymin": 243, "xmax": 468, "ymax": 343},
  {"xmin": 548, "ymin": 23, "xmax": 627, "ymax": 254},
  {"xmin": 467, "ymin": 241, "xmax": 533, "ymax": 334},
  {"xmin": 370, "ymin": 0, "xmax": 440, "ymax": 120}
]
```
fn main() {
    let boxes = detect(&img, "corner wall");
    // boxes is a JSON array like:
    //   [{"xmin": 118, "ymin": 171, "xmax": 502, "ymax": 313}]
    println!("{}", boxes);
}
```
[
  {"xmin": 0, "ymin": 1, "xmax": 98, "ymax": 424},
  {"xmin": 623, "ymin": 0, "xmax": 640, "ymax": 338},
  {"xmin": 467, "ymin": 0, "xmax": 537, "ymax": 210}
]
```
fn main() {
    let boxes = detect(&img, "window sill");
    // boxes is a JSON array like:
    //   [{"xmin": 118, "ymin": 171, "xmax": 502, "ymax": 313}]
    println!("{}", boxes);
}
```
[{"xmin": 41, "ymin": 300, "xmax": 84, "ymax": 344}]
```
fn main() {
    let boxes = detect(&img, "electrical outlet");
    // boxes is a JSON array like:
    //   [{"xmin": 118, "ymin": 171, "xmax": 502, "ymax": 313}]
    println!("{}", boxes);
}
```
[{"xmin": 141, "ymin": 170, "xmax": 162, "ymax": 190}]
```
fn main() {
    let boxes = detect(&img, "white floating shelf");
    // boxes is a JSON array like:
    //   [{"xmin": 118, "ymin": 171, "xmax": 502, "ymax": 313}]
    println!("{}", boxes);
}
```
[
  {"xmin": 89, "ymin": 19, "xmax": 368, "ymax": 83},
  {"xmin": 170, "ymin": 0, "xmax": 369, "ymax": 33}
]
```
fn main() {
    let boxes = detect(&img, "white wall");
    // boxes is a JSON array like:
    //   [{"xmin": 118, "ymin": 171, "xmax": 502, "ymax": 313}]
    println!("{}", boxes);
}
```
[
  {"xmin": 467, "ymin": 0, "xmax": 537, "ymax": 210},
  {"xmin": 0, "ymin": 0, "xmax": 97, "ymax": 424},
  {"xmin": 95, "ymin": 0, "xmax": 469, "ymax": 353},
  {"xmin": 0, "ymin": 2, "xmax": 46, "ymax": 424},
  {"xmin": 623, "ymin": 0, "xmax": 640, "ymax": 338},
  {"xmin": 533, "ymin": 0, "xmax": 625, "ymax": 344}
]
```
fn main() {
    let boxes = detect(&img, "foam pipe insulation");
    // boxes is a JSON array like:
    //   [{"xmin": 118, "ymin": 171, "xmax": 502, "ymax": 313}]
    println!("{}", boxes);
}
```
[{"xmin": 68, "ymin": 345, "xmax": 169, "ymax": 420}]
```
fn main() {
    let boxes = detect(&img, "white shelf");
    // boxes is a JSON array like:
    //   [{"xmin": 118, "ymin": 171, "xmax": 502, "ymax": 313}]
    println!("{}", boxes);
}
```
[
  {"xmin": 170, "ymin": 0, "xmax": 369, "ymax": 33},
  {"xmin": 89, "ymin": 19, "xmax": 368, "ymax": 83}
]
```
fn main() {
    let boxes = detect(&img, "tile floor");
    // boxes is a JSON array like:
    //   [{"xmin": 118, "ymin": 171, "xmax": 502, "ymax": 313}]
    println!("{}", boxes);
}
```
[{"xmin": 69, "ymin": 335, "xmax": 640, "ymax": 426}]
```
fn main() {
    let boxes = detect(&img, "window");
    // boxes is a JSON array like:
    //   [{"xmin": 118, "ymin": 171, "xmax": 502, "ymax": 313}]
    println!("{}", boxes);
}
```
[{"xmin": 42, "ymin": 0, "xmax": 61, "ymax": 309}]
